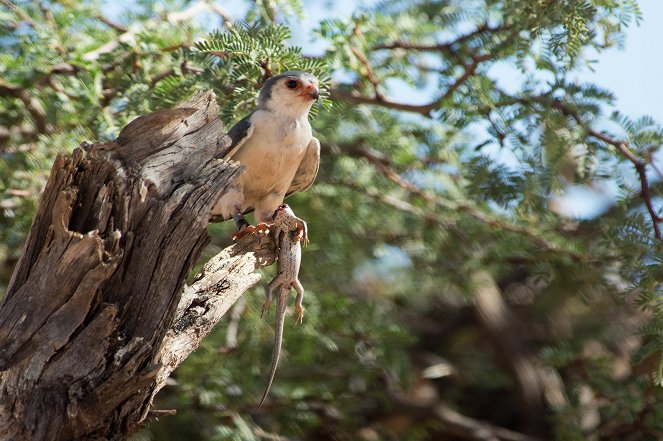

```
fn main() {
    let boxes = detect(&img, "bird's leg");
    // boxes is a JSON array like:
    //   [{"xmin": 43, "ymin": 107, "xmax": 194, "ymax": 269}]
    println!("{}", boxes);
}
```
[
  {"xmin": 293, "ymin": 280, "xmax": 305, "ymax": 324},
  {"xmin": 234, "ymin": 213, "xmax": 250, "ymax": 230}
]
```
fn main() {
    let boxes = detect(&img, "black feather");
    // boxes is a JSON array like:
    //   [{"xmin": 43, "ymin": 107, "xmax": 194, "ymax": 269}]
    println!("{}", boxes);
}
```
[{"xmin": 216, "ymin": 112, "xmax": 254, "ymax": 159}]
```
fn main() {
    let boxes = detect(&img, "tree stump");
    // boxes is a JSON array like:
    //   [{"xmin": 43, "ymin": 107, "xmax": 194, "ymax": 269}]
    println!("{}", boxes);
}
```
[{"xmin": 0, "ymin": 91, "xmax": 276, "ymax": 440}]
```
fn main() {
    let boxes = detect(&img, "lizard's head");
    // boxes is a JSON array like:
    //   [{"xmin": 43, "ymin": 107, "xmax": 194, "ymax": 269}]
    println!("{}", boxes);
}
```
[{"xmin": 272, "ymin": 204, "xmax": 292, "ymax": 220}]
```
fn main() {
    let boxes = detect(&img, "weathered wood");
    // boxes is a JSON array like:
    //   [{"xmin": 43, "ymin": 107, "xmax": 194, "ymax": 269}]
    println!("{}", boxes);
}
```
[{"xmin": 0, "ymin": 91, "xmax": 276, "ymax": 440}]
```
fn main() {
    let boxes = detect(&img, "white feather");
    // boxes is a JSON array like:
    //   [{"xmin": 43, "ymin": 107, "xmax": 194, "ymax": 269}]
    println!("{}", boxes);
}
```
[{"xmin": 210, "ymin": 72, "xmax": 320, "ymax": 223}]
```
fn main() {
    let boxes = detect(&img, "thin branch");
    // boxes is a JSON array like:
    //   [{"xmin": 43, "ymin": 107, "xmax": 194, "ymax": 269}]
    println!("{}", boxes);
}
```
[
  {"xmin": 146, "ymin": 409, "xmax": 177, "ymax": 419},
  {"xmin": 333, "ymin": 32, "xmax": 515, "ymax": 117},
  {"xmin": 329, "ymin": 87, "xmax": 437, "ymax": 116},
  {"xmin": 97, "ymin": 15, "xmax": 128, "ymax": 32},
  {"xmin": 150, "ymin": 69, "xmax": 176, "ymax": 87},
  {"xmin": 1, "ymin": 0, "xmax": 34, "ymax": 27},
  {"xmin": 549, "ymin": 99, "xmax": 663, "ymax": 240},
  {"xmin": 472, "ymin": 89, "xmax": 663, "ymax": 241},
  {"xmin": 208, "ymin": 3, "xmax": 232, "ymax": 23},
  {"xmin": 326, "ymin": 177, "xmax": 465, "ymax": 241},
  {"xmin": 217, "ymin": 296, "xmax": 246, "ymax": 353},
  {"xmin": 372, "ymin": 23, "xmax": 509, "ymax": 52},
  {"xmin": 84, "ymin": 0, "xmax": 223, "ymax": 61},
  {"xmin": 332, "ymin": 142, "xmax": 583, "ymax": 259},
  {"xmin": 647, "ymin": 149, "xmax": 663, "ymax": 181},
  {"xmin": 0, "ymin": 125, "xmax": 38, "ymax": 143},
  {"xmin": 350, "ymin": 46, "xmax": 384, "ymax": 101},
  {"xmin": 254, "ymin": 426, "xmax": 291, "ymax": 441},
  {"xmin": 471, "ymin": 270, "xmax": 545, "ymax": 423},
  {"xmin": 0, "ymin": 81, "xmax": 48, "ymax": 133},
  {"xmin": 32, "ymin": 0, "xmax": 66, "ymax": 53},
  {"xmin": 330, "ymin": 53, "xmax": 485, "ymax": 118},
  {"xmin": 383, "ymin": 370, "xmax": 543, "ymax": 441}
]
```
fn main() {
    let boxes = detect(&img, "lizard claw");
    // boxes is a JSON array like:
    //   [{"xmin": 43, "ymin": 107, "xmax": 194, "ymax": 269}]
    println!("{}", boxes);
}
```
[
  {"xmin": 291, "ymin": 223, "xmax": 309, "ymax": 247},
  {"xmin": 261, "ymin": 300, "xmax": 272, "ymax": 318},
  {"xmin": 295, "ymin": 305, "xmax": 304, "ymax": 325}
]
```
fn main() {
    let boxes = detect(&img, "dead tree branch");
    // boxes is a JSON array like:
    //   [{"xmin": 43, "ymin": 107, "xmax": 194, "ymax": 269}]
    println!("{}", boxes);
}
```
[{"xmin": 0, "ymin": 91, "xmax": 275, "ymax": 440}]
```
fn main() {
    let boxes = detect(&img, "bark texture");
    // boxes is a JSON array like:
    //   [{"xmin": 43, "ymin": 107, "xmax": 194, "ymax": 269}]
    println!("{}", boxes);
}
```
[{"xmin": 0, "ymin": 91, "xmax": 275, "ymax": 440}]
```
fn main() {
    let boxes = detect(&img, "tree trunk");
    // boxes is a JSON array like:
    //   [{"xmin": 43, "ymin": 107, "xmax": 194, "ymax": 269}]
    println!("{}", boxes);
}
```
[{"xmin": 0, "ymin": 91, "xmax": 276, "ymax": 440}]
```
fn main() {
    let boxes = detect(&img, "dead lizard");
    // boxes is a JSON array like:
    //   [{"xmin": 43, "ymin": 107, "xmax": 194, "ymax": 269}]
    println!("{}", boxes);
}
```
[{"xmin": 256, "ymin": 203, "xmax": 307, "ymax": 410}]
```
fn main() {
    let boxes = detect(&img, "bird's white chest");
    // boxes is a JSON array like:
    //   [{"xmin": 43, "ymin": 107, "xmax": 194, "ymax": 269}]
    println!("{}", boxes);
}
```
[{"xmin": 233, "ymin": 112, "xmax": 311, "ymax": 192}]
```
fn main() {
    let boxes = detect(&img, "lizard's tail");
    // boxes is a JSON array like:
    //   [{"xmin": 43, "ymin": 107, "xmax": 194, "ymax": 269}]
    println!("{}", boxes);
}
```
[{"xmin": 256, "ymin": 290, "xmax": 289, "ymax": 410}]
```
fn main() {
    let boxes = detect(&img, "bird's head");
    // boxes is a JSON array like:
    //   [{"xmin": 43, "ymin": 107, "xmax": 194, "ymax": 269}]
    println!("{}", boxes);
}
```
[{"xmin": 258, "ymin": 71, "xmax": 320, "ymax": 117}]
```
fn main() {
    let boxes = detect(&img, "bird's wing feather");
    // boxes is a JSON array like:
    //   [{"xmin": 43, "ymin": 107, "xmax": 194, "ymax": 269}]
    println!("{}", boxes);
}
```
[
  {"xmin": 216, "ymin": 112, "xmax": 255, "ymax": 159},
  {"xmin": 286, "ymin": 137, "xmax": 320, "ymax": 198}
]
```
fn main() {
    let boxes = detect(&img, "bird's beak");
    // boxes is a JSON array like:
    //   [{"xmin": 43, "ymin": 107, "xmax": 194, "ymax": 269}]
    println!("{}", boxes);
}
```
[
  {"xmin": 300, "ymin": 85, "xmax": 320, "ymax": 100},
  {"xmin": 307, "ymin": 88, "xmax": 320, "ymax": 100}
]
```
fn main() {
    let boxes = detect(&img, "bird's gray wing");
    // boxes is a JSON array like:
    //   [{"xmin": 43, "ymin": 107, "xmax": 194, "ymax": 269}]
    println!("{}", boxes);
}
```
[
  {"xmin": 286, "ymin": 137, "xmax": 320, "ymax": 198},
  {"xmin": 216, "ymin": 112, "xmax": 255, "ymax": 159}
]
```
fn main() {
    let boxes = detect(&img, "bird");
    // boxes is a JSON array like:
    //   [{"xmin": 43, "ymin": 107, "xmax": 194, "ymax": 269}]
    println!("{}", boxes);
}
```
[{"xmin": 210, "ymin": 71, "xmax": 321, "ymax": 237}]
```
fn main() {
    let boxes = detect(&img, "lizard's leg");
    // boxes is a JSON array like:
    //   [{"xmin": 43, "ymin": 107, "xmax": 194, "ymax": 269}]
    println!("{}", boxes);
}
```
[
  {"xmin": 261, "ymin": 278, "xmax": 278, "ymax": 318},
  {"xmin": 293, "ymin": 280, "xmax": 305, "ymax": 324},
  {"xmin": 290, "ymin": 218, "xmax": 309, "ymax": 247}
]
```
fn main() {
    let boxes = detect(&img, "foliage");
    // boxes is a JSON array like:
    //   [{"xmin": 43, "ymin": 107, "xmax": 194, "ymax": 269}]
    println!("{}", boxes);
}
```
[{"xmin": 2, "ymin": 0, "xmax": 663, "ymax": 440}]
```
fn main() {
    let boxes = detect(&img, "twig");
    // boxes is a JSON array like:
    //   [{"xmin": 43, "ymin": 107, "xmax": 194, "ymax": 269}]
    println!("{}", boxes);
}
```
[
  {"xmin": 146, "ymin": 409, "xmax": 177, "ymax": 419},
  {"xmin": 471, "ymin": 270, "xmax": 546, "ymax": 423},
  {"xmin": 208, "ymin": 3, "xmax": 232, "ymax": 23},
  {"xmin": 0, "ymin": 81, "xmax": 48, "ymax": 133},
  {"xmin": 218, "ymin": 296, "xmax": 246, "ymax": 353},
  {"xmin": 84, "ymin": 0, "xmax": 224, "ymax": 61},
  {"xmin": 329, "ymin": 87, "xmax": 438, "ymax": 116},
  {"xmin": 646, "ymin": 150, "xmax": 663, "ymax": 181},
  {"xmin": 1, "ymin": 0, "xmax": 34, "ymax": 27},
  {"xmin": 259, "ymin": 58, "xmax": 273, "ymax": 85},
  {"xmin": 150, "ymin": 69, "xmax": 176, "ymax": 86},
  {"xmin": 32, "ymin": 0, "xmax": 66, "ymax": 53},
  {"xmin": 336, "ymin": 142, "xmax": 582, "ymax": 258},
  {"xmin": 350, "ymin": 46, "xmax": 384, "ymax": 101},
  {"xmin": 550, "ymin": 100, "xmax": 663, "ymax": 240},
  {"xmin": 254, "ymin": 426, "xmax": 291, "ymax": 441},
  {"xmin": 372, "ymin": 23, "xmax": 509, "ymax": 52},
  {"xmin": 333, "ymin": 32, "xmax": 516, "ymax": 117},
  {"xmin": 97, "ymin": 15, "xmax": 128, "ymax": 32},
  {"xmin": 0, "ymin": 125, "xmax": 38, "ymax": 142},
  {"xmin": 326, "ymin": 177, "xmax": 465, "ymax": 241},
  {"xmin": 383, "ymin": 370, "xmax": 543, "ymax": 441}
]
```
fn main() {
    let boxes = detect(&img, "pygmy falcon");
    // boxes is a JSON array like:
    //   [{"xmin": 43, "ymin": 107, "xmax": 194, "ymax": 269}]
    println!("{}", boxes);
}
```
[{"xmin": 210, "ymin": 71, "xmax": 321, "ymax": 236}]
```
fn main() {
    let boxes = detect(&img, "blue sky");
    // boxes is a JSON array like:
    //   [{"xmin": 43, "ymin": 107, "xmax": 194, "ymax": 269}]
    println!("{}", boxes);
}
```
[
  {"xmin": 109, "ymin": 0, "xmax": 661, "ymax": 124},
  {"xmin": 228, "ymin": 0, "xmax": 663, "ymax": 219},
  {"xmin": 582, "ymin": 1, "xmax": 663, "ymax": 124},
  {"xmin": 107, "ymin": 0, "xmax": 661, "ymax": 218}
]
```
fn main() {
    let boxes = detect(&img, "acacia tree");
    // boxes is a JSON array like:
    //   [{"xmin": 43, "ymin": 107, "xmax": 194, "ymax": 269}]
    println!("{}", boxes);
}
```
[{"xmin": 2, "ymin": 0, "xmax": 663, "ymax": 440}]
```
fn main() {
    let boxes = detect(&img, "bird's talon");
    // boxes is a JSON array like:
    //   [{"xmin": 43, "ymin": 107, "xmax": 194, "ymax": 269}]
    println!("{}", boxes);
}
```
[
  {"xmin": 232, "ymin": 224, "xmax": 252, "ymax": 241},
  {"xmin": 255, "ymin": 222, "xmax": 271, "ymax": 234},
  {"xmin": 233, "ymin": 223, "xmax": 272, "ymax": 241}
]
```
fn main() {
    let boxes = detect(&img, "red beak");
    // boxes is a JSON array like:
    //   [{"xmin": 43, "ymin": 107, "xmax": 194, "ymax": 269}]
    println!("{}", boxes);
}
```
[
  {"xmin": 308, "ymin": 88, "xmax": 320, "ymax": 100},
  {"xmin": 300, "ymin": 85, "xmax": 320, "ymax": 100}
]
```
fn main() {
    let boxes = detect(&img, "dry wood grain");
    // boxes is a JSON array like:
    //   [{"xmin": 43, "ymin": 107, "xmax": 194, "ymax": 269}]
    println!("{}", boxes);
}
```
[{"xmin": 0, "ymin": 91, "xmax": 276, "ymax": 440}]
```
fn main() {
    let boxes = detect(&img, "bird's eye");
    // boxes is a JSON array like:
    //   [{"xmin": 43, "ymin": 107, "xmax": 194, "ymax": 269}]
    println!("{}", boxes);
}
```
[{"xmin": 286, "ymin": 80, "xmax": 298, "ymax": 89}]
